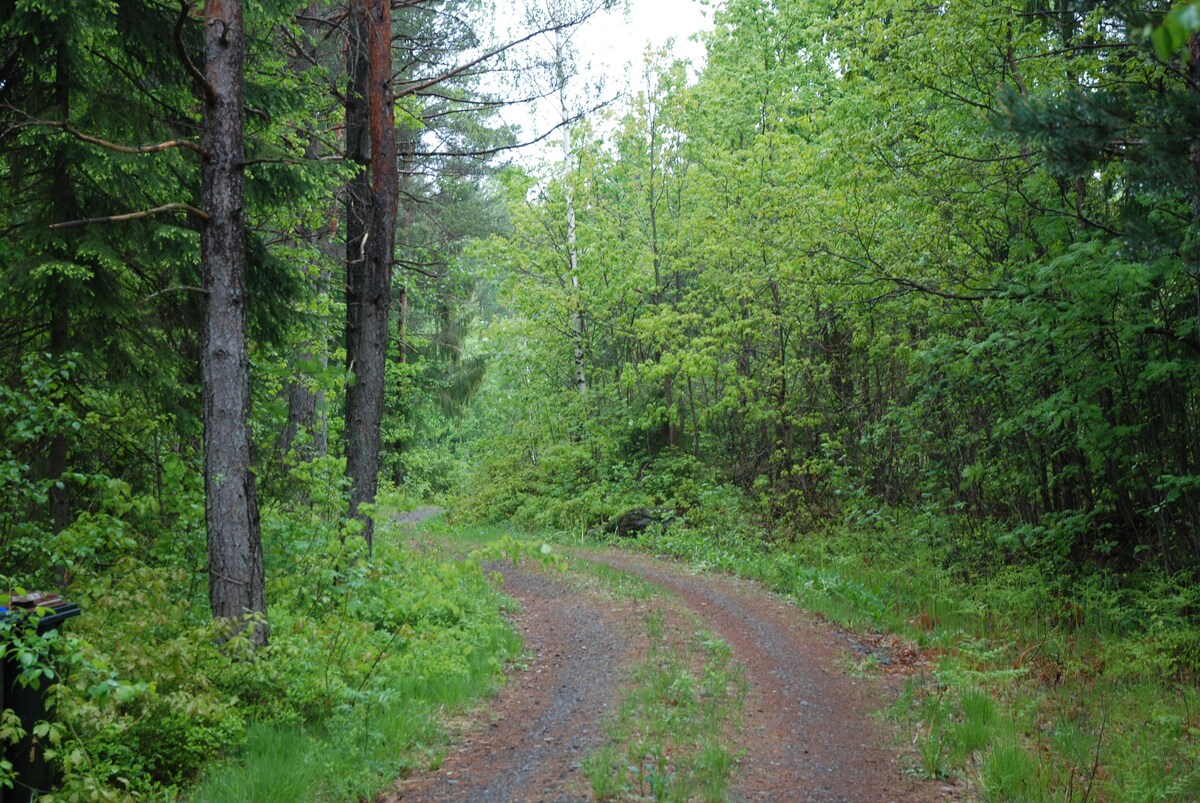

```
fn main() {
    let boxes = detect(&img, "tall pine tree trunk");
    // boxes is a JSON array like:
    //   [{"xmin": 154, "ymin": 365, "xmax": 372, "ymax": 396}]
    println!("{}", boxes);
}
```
[
  {"xmin": 344, "ymin": 0, "xmax": 397, "ymax": 552},
  {"xmin": 201, "ymin": 0, "xmax": 267, "ymax": 645}
]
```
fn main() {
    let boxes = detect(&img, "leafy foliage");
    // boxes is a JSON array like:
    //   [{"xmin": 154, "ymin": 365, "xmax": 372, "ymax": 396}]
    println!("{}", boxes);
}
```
[
  {"xmin": 450, "ymin": 0, "xmax": 1200, "ymax": 571},
  {"xmin": 438, "ymin": 2, "xmax": 1200, "ymax": 797}
]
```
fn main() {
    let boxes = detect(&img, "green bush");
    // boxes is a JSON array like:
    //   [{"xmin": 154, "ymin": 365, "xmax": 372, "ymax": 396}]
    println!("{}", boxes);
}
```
[{"xmin": 0, "ymin": 436, "xmax": 525, "ymax": 802}]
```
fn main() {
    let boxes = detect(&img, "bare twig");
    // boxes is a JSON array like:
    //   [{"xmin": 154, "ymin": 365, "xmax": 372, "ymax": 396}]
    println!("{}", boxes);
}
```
[
  {"xmin": 394, "ymin": 20, "xmax": 577, "ymax": 101},
  {"xmin": 141, "ymin": 286, "xmax": 208, "ymax": 303},
  {"xmin": 886, "ymin": 275, "xmax": 992, "ymax": 302},
  {"xmin": 50, "ymin": 203, "xmax": 209, "ymax": 229},
  {"xmin": 419, "ymin": 98, "xmax": 616, "ymax": 160},
  {"xmin": 1082, "ymin": 701, "xmax": 1110, "ymax": 801},
  {"xmin": 393, "ymin": 258, "xmax": 445, "ymax": 279}
]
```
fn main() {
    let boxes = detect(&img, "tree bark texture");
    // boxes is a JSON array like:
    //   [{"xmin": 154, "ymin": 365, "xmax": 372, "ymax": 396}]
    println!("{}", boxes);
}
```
[
  {"xmin": 200, "ymin": 0, "xmax": 267, "ymax": 645},
  {"xmin": 344, "ymin": 0, "xmax": 398, "ymax": 551},
  {"xmin": 278, "ymin": 355, "xmax": 326, "ymax": 461}
]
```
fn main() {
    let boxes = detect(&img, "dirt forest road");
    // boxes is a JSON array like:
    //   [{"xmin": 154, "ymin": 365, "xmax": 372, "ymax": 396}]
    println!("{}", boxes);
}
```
[
  {"xmin": 585, "ymin": 552, "xmax": 946, "ymax": 802},
  {"xmin": 387, "ymin": 517, "xmax": 948, "ymax": 802}
]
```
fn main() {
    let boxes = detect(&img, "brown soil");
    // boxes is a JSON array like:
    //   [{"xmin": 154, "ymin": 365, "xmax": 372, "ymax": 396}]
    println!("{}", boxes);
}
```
[{"xmin": 384, "ymin": 522, "xmax": 951, "ymax": 802}]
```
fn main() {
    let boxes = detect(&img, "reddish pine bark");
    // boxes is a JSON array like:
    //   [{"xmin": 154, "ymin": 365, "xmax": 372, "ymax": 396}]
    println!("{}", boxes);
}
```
[{"xmin": 344, "ymin": 0, "xmax": 398, "ymax": 552}]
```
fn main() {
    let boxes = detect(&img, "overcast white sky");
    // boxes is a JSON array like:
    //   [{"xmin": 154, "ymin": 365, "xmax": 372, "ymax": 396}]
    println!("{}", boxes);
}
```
[
  {"xmin": 580, "ymin": 0, "xmax": 711, "ymax": 81},
  {"xmin": 500, "ymin": 0, "xmax": 715, "ymax": 156}
]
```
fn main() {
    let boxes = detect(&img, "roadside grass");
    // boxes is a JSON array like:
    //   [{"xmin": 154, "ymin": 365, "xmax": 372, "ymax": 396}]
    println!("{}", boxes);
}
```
[
  {"xmin": 193, "ymin": 613, "xmax": 521, "ymax": 803},
  {"xmin": 190, "ymin": 507, "xmax": 524, "ymax": 802},
  {"xmin": 579, "ymin": 519, "xmax": 1200, "ymax": 801}
]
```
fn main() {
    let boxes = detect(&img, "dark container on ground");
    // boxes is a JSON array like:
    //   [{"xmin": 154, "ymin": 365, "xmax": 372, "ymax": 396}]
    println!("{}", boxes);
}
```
[{"xmin": 1, "ymin": 597, "xmax": 80, "ymax": 803}]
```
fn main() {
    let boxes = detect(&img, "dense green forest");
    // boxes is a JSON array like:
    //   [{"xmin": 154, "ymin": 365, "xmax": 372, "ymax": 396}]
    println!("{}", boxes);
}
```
[{"xmin": 3, "ymin": 0, "xmax": 1200, "ymax": 799}]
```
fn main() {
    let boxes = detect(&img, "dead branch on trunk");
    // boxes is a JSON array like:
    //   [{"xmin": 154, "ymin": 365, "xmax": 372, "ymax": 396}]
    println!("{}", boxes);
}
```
[{"xmin": 50, "ymin": 203, "xmax": 209, "ymax": 229}]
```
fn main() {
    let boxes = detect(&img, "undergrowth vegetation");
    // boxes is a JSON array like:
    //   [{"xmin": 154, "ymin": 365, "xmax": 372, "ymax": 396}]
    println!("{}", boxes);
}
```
[{"xmin": 1, "ymin": 462, "xmax": 528, "ymax": 801}]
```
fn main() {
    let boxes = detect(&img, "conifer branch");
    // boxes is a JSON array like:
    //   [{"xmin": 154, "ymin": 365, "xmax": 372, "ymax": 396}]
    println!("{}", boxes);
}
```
[
  {"xmin": 1143, "ymin": 326, "xmax": 1200, "ymax": 355},
  {"xmin": 141, "ymin": 286, "xmax": 208, "ymax": 303},
  {"xmin": 5, "ymin": 111, "xmax": 204, "ymax": 156}
]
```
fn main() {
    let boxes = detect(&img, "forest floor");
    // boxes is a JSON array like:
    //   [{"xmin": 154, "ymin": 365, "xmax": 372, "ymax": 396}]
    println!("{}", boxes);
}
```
[{"xmin": 382, "ymin": 513, "xmax": 953, "ymax": 802}]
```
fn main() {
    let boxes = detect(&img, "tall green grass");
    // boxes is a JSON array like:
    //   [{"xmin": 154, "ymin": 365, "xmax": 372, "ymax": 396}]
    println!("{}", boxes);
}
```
[
  {"xmin": 189, "ymin": 512, "xmax": 526, "ymax": 802},
  {"xmin": 195, "ymin": 726, "xmax": 319, "ymax": 803}
]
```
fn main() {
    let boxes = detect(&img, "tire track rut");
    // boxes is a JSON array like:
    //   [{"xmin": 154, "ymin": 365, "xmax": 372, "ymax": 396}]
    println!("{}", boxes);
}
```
[
  {"xmin": 582, "ymin": 550, "xmax": 945, "ymax": 802},
  {"xmin": 387, "ymin": 563, "xmax": 640, "ymax": 802}
]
